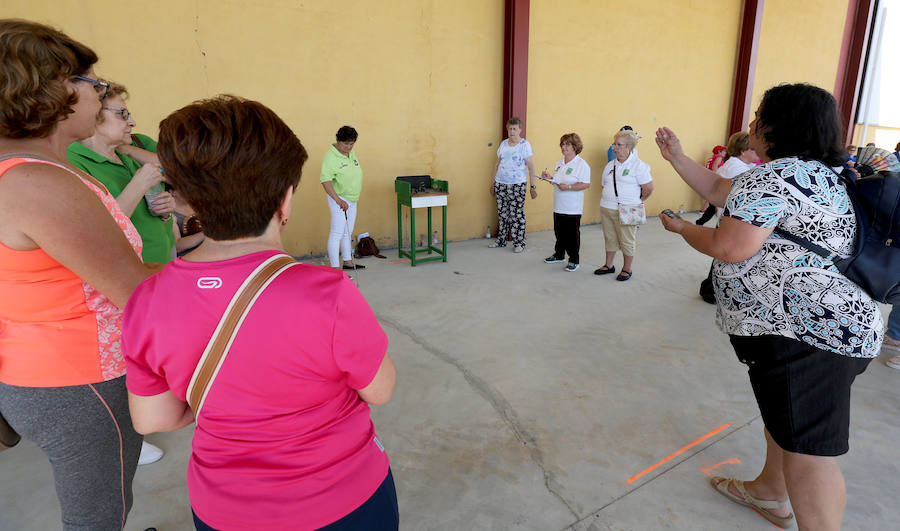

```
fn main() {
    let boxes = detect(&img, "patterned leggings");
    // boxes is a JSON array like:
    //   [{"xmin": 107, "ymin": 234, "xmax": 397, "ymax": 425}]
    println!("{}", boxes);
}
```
[{"xmin": 495, "ymin": 182, "xmax": 527, "ymax": 247}]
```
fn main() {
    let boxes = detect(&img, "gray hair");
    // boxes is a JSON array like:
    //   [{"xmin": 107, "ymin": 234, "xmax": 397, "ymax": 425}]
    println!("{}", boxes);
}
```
[{"xmin": 614, "ymin": 129, "xmax": 640, "ymax": 146}]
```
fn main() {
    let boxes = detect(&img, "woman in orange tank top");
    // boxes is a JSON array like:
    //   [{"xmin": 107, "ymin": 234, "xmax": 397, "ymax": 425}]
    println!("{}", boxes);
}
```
[{"xmin": 0, "ymin": 19, "xmax": 160, "ymax": 530}]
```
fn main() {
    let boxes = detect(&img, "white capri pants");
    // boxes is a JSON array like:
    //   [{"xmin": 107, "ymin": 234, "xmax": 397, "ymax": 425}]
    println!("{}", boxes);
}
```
[{"xmin": 327, "ymin": 194, "xmax": 358, "ymax": 268}]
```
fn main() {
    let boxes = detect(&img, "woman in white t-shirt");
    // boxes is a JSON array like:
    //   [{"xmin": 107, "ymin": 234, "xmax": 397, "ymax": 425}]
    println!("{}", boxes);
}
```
[
  {"xmin": 698, "ymin": 131, "xmax": 758, "ymax": 303},
  {"xmin": 489, "ymin": 117, "xmax": 537, "ymax": 252},
  {"xmin": 712, "ymin": 131, "xmax": 758, "ymax": 223},
  {"xmin": 541, "ymin": 133, "xmax": 591, "ymax": 271},
  {"xmin": 594, "ymin": 129, "xmax": 654, "ymax": 281}
]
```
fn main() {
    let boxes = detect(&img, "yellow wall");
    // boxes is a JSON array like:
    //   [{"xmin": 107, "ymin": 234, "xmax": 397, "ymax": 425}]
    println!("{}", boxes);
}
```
[
  {"xmin": 751, "ymin": 0, "xmax": 850, "ymax": 111},
  {"xmin": 2, "ymin": 0, "xmax": 855, "ymax": 255},
  {"xmin": 525, "ymin": 0, "xmax": 743, "ymax": 226},
  {"xmin": 2, "ymin": 0, "xmax": 505, "ymax": 255}
]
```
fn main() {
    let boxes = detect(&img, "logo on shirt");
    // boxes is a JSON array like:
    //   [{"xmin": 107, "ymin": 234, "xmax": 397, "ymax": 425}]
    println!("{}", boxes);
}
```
[
  {"xmin": 197, "ymin": 277, "xmax": 223, "ymax": 289},
  {"xmin": 354, "ymin": 160, "xmax": 359, "ymax": 166},
  {"xmin": 623, "ymin": 169, "xmax": 630, "ymax": 176},
  {"xmin": 373, "ymin": 436, "xmax": 385, "ymax": 452},
  {"xmin": 566, "ymin": 168, "xmax": 573, "ymax": 175}
]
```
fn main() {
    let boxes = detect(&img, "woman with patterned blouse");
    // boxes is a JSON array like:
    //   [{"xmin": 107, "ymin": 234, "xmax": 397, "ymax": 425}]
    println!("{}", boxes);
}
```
[{"xmin": 655, "ymin": 83, "xmax": 882, "ymax": 530}]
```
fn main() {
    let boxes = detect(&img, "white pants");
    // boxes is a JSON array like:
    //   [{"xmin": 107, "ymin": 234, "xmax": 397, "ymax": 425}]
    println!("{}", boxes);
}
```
[{"xmin": 327, "ymin": 195, "xmax": 358, "ymax": 267}]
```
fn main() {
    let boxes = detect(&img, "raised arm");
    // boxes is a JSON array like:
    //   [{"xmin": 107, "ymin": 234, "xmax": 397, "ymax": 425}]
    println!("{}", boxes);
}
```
[
  {"xmin": 115, "ymin": 163, "xmax": 164, "ymax": 216},
  {"xmin": 117, "ymin": 144, "xmax": 159, "ymax": 166},
  {"xmin": 655, "ymin": 127, "xmax": 731, "ymax": 207}
]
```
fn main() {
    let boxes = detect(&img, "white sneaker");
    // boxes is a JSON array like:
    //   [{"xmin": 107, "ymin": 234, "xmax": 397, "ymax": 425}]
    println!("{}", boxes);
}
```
[
  {"xmin": 138, "ymin": 441, "xmax": 164, "ymax": 466},
  {"xmin": 513, "ymin": 245, "xmax": 524, "ymax": 253},
  {"xmin": 488, "ymin": 242, "xmax": 505, "ymax": 248},
  {"xmin": 887, "ymin": 355, "xmax": 900, "ymax": 370}
]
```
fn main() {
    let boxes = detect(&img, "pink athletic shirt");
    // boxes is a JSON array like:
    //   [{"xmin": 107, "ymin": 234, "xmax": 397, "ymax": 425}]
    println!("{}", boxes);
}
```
[{"xmin": 123, "ymin": 250, "xmax": 390, "ymax": 530}]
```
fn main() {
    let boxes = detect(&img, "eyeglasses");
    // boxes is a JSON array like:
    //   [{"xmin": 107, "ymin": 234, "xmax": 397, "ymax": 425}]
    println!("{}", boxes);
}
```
[
  {"xmin": 102, "ymin": 106, "xmax": 131, "ymax": 121},
  {"xmin": 72, "ymin": 75, "xmax": 110, "ymax": 101}
]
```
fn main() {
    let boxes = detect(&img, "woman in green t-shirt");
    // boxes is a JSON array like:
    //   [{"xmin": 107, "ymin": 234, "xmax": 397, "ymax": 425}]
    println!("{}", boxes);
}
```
[
  {"xmin": 320, "ymin": 125, "xmax": 364, "ymax": 270},
  {"xmin": 67, "ymin": 82, "xmax": 176, "ymax": 265}
]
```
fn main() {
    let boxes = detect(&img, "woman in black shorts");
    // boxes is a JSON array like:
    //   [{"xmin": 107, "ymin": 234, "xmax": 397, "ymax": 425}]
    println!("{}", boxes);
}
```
[{"xmin": 654, "ymin": 83, "xmax": 883, "ymax": 530}]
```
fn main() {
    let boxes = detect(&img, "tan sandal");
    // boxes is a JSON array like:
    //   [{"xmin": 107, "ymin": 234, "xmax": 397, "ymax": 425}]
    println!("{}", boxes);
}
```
[{"xmin": 710, "ymin": 477, "xmax": 795, "ymax": 528}]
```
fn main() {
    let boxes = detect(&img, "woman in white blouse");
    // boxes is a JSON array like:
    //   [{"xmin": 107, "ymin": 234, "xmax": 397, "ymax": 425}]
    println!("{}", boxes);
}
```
[{"xmin": 593, "ymin": 129, "xmax": 654, "ymax": 281}]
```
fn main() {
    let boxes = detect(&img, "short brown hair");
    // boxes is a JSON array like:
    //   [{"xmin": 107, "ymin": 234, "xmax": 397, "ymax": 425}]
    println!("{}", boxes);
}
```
[
  {"xmin": 726, "ymin": 131, "xmax": 750, "ymax": 157},
  {"xmin": 0, "ymin": 19, "xmax": 98, "ymax": 139},
  {"xmin": 506, "ymin": 117, "xmax": 522, "ymax": 127},
  {"xmin": 157, "ymin": 95, "xmax": 309, "ymax": 240},
  {"xmin": 559, "ymin": 133, "xmax": 583, "ymax": 154}
]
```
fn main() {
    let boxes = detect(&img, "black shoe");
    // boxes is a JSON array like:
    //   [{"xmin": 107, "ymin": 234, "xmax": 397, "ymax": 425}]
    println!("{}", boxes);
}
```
[
  {"xmin": 593, "ymin": 265, "xmax": 616, "ymax": 275},
  {"xmin": 342, "ymin": 264, "xmax": 366, "ymax": 270},
  {"xmin": 544, "ymin": 255, "xmax": 565, "ymax": 263},
  {"xmin": 615, "ymin": 270, "xmax": 632, "ymax": 281}
]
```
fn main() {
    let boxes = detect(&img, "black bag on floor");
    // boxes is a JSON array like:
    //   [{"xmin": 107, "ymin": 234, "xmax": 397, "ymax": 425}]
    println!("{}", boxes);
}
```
[
  {"xmin": 356, "ymin": 236, "xmax": 386, "ymax": 259},
  {"xmin": 775, "ymin": 169, "xmax": 900, "ymax": 304}
]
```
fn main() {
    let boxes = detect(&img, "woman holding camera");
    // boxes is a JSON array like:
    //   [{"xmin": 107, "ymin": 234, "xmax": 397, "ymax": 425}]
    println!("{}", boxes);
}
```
[{"xmin": 655, "ymin": 83, "xmax": 882, "ymax": 530}]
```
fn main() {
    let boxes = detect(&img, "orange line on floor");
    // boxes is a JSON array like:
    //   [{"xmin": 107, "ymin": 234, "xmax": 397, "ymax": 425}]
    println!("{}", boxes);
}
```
[
  {"xmin": 626, "ymin": 424, "xmax": 731, "ymax": 484},
  {"xmin": 700, "ymin": 457, "xmax": 741, "ymax": 478},
  {"xmin": 387, "ymin": 259, "xmax": 410, "ymax": 264}
]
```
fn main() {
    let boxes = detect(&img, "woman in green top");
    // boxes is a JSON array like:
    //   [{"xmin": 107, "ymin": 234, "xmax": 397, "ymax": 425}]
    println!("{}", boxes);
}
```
[
  {"xmin": 320, "ymin": 125, "xmax": 364, "ymax": 270},
  {"xmin": 67, "ymin": 82, "xmax": 175, "ymax": 264}
]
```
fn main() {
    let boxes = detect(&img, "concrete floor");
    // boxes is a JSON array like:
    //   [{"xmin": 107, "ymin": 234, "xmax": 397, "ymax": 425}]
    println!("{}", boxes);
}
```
[{"xmin": 2, "ymin": 215, "xmax": 898, "ymax": 530}]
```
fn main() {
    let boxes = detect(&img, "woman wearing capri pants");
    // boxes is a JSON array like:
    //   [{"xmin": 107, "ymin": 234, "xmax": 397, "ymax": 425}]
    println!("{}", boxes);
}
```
[
  {"xmin": 0, "ymin": 19, "xmax": 159, "ymax": 529},
  {"xmin": 656, "ymin": 83, "xmax": 882, "ymax": 529},
  {"xmin": 124, "ymin": 96, "xmax": 399, "ymax": 530},
  {"xmin": 594, "ymin": 129, "xmax": 654, "ymax": 281},
  {"xmin": 321, "ymin": 125, "xmax": 365, "ymax": 270},
  {"xmin": 542, "ymin": 133, "xmax": 590, "ymax": 271},
  {"xmin": 489, "ymin": 116, "xmax": 537, "ymax": 252}
]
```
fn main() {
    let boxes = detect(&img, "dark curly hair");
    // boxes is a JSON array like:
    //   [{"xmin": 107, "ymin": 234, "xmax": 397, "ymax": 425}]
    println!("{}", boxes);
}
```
[
  {"xmin": 336, "ymin": 125, "xmax": 358, "ymax": 142},
  {"xmin": 0, "ymin": 19, "xmax": 98, "ymax": 139},
  {"xmin": 755, "ymin": 83, "xmax": 845, "ymax": 166},
  {"xmin": 158, "ymin": 95, "xmax": 308, "ymax": 240}
]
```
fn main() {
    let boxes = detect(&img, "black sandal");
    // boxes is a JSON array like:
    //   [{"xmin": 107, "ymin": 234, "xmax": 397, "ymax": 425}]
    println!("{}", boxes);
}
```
[
  {"xmin": 616, "ymin": 270, "xmax": 632, "ymax": 281},
  {"xmin": 593, "ymin": 265, "xmax": 616, "ymax": 276},
  {"xmin": 342, "ymin": 264, "xmax": 366, "ymax": 270}
]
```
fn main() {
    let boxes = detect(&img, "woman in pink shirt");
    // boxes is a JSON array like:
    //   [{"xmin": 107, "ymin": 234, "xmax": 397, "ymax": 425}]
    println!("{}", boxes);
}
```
[{"xmin": 123, "ymin": 96, "xmax": 398, "ymax": 530}]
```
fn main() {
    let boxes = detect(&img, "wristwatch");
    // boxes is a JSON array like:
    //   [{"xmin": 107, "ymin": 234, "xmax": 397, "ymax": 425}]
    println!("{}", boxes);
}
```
[{"xmin": 530, "ymin": 185, "xmax": 536, "ymax": 190}]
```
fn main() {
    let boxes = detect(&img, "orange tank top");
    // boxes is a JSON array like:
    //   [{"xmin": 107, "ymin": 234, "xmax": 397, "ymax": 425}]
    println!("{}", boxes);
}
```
[{"xmin": 0, "ymin": 157, "xmax": 143, "ymax": 387}]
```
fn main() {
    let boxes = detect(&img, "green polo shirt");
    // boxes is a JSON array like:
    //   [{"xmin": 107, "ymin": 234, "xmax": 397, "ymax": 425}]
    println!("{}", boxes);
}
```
[
  {"xmin": 130, "ymin": 133, "xmax": 158, "ymax": 152},
  {"xmin": 320, "ymin": 144, "xmax": 363, "ymax": 202},
  {"xmin": 67, "ymin": 141, "xmax": 175, "ymax": 264}
]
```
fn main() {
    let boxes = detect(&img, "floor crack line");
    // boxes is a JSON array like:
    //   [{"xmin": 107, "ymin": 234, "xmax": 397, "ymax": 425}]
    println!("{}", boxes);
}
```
[
  {"xmin": 563, "ymin": 416, "xmax": 760, "ymax": 530},
  {"xmin": 378, "ymin": 315, "xmax": 580, "ymax": 520}
]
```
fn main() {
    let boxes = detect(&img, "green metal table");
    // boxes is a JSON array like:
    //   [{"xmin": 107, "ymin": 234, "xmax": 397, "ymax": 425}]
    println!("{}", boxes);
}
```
[{"xmin": 395, "ymin": 179, "xmax": 448, "ymax": 266}]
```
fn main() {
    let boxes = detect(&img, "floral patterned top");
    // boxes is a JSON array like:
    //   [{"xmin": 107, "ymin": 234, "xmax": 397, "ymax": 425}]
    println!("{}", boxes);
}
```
[{"xmin": 713, "ymin": 157, "xmax": 883, "ymax": 358}]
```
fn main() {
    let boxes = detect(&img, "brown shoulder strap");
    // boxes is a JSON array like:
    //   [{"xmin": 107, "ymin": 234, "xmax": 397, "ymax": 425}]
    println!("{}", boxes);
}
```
[{"xmin": 186, "ymin": 254, "xmax": 297, "ymax": 416}]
